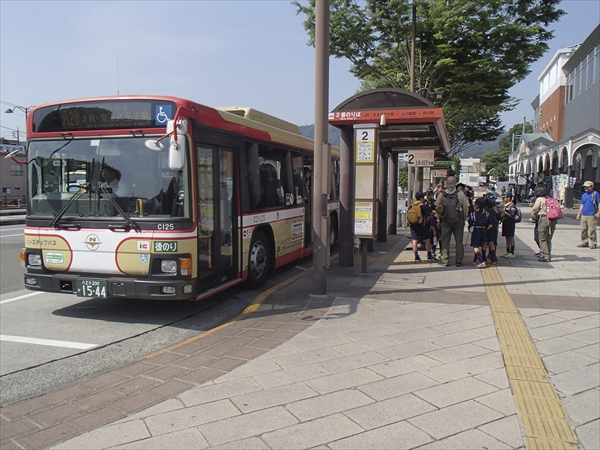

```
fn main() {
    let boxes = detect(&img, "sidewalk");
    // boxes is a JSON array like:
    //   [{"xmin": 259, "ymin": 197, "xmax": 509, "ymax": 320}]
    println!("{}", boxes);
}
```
[{"xmin": 1, "ymin": 208, "xmax": 598, "ymax": 449}]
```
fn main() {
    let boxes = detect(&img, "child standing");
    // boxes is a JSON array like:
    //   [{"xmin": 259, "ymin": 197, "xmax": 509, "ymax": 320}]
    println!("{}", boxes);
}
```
[
  {"xmin": 501, "ymin": 192, "xmax": 518, "ymax": 258},
  {"xmin": 469, "ymin": 197, "xmax": 493, "ymax": 268}
]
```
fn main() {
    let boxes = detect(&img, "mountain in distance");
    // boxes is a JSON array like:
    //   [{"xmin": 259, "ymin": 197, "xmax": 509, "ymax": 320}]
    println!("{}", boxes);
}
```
[
  {"xmin": 299, "ymin": 125, "xmax": 341, "ymax": 148},
  {"xmin": 298, "ymin": 124, "xmax": 505, "ymax": 158}
]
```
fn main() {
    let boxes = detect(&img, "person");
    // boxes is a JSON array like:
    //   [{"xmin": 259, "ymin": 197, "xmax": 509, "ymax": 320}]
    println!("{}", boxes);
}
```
[
  {"xmin": 501, "ymin": 186, "xmax": 507, "ymax": 196},
  {"xmin": 576, "ymin": 180, "xmax": 600, "ymax": 249},
  {"xmin": 530, "ymin": 211, "xmax": 542, "ymax": 258},
  {"xmin": 435, "ymin": 176, "xmax": 470, "ymax": 267},
  {"xmin": 531, "ymin": 186, "xmax": 557, "ymax": 262},
  {"xmin": 484, "ymin": 194, "xmax": 501, "ymax": 264},
  {"xmin": 425, "ymin": 189, "xmax": 440, "ymax": 259},
  {"xmin": 501, "ymin": 192, "xmax": 518, "ymax": 258},
  {"xmin": 101, "ymin": 165, "xmax": 128, "ymax": 197},
  {"xmin": 409, "ymin": 192, "xmax": 436, "ymax": 262},
  {"xmin": 468, "ymin": 197, "xmax": 493, "ymax": 268}
]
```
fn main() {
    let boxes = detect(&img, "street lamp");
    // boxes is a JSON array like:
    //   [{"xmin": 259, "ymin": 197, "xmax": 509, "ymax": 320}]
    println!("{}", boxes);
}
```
[{"xmin": 4, "ymin": 105, "xmax": 33, "ymax": 145}]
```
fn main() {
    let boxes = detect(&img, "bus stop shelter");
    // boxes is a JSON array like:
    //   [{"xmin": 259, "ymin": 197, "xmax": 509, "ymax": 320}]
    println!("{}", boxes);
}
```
[{"xmin": 329, "ymin": 88, "xmax": 452, "ymax": 267}]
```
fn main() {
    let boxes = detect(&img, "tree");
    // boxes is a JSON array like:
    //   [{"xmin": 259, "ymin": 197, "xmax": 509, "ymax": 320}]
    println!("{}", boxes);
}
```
[
  {"xmin": 482, "ymin": 122, "xmax": 533, "ymax": 181},
  {"xmin": 294, "ymin": 0, "xmax": 563, "ymax": 154}
]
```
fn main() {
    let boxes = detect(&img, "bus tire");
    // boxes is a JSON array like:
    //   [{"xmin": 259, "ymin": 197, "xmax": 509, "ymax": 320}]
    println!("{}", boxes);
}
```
[{"xmin": 247, "ymin": 230, "xmax": 270, "ymax": 289}]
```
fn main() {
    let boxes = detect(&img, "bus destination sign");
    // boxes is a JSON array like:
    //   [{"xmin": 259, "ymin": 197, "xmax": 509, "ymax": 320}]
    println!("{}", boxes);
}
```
[{"xmin": 33, "ymin": 100, "xmax": 176, "ymax": 133}]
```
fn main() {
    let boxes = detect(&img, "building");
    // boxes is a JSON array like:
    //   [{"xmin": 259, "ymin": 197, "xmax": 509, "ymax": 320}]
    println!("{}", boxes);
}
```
[
  {"xmin": 0, "ymin": 140, "xmax": 27, "ymax": 206},
  {"xmin": 508, "ymin": 24, "xmax": 600, "ymax": 201},
  {"xmin": 458, "ymin": 157, "xmax": 485, "ymax": 187}
]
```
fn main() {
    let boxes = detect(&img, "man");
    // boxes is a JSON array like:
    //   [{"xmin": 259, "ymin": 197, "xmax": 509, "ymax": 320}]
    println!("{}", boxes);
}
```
[
  {"xmin": 435, "ymin": 176, "xmax": 470, "ymax": 267},
  {"xmin": 101, "ymin": 166, "xmax": 128, "ymax": 197},
  {"xmin": 576, "ymin": 181, "xmax": 600, "ymax": 249}
]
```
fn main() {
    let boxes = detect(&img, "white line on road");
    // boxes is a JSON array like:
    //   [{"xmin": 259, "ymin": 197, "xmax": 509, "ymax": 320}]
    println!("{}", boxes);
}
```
[
  {"xmin": 0, "ymin": 233, "xmax": 24, "ymax": 238},
  {"xmin": 0, "ymin": 335, "xmax": 97, "ymax": 350},
  {"xmin": 0, "ymin": 292, "xmax": 44, "ymax": 305}
]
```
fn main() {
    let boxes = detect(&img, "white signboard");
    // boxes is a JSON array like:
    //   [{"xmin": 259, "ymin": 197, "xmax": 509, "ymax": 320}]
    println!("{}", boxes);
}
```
[
  {"xmin": 408, "ymin": 150, "xmax": 434, "ymax": 167},
  {"xmin": 432, "ymin": 169, "xmax": 448, "ymax": 178},
  {"xmin": 355, "ymin": 128, "xmax": 376, "ymax": 163}
]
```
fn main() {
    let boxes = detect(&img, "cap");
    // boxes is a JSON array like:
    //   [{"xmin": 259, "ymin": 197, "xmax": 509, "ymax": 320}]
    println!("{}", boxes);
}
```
[
  {"xmin": 475, "ymin": 197, "xmax": 486, "ymax": 207},
  {"xmin": 583, "ymin": 181, "xmax": 594, "ymax": 188},
  {"xmin": 503, "ymin": 192, "xmax": 514, "ymax": 199},
  {"xmin": 426, "ymin": 189, "xmax": 434, "ymax": 195}
]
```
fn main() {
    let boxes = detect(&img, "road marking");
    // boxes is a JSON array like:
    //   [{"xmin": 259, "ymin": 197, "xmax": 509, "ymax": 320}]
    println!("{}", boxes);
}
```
[
  {"xmin": 0, "ymin": 233, "xmax": 24, "ymax": 238},
  {"xmin": 0, "ymin": 291, "xmax": 44, "ymax": 305},
  {"xmin": 0, "ymin": 335, "xmax": 97, "ymax": 349},
  {"xmin": 144, "ymin": 256, "xmax": 335, "ymax": 360},
  {"xmin": 481, "ymin": 266, "xmax": 579, "ymax": 449}
]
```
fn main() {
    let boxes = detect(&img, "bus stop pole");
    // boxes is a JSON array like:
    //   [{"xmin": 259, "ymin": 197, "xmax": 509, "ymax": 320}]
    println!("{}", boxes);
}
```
[{"xmin": 312, "ymin": 0, "xmax": 330, "ymax": 295}]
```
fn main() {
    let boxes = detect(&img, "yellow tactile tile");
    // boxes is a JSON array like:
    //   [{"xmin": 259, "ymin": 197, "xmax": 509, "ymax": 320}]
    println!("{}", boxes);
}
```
[
  {"xmin": 481, "ymin": 265, "xmax": 580, "ymax": 449},
  {"xmin": 506, "ymin": 366, "xmax": 549, "ymax": 382},
  {"xmin": 525, "ymin": 436, "xmax": 579, "ymax": 450}
]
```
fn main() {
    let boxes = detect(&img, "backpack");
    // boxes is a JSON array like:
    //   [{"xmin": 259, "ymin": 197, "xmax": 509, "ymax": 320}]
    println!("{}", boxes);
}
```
[
  {"xmin": 483, "ymin": 192, "xmax": 497, "ymax": 208},
  {"xmin": 407, "ymin": 200, "xmax": 424, "ymax": 225},
  {"xmin": 441, "ymin": 191, "xmax": 463, "ymax": 224},
  {"xmin": 514, "ymin": 206, "xmax": 522, "ymax": 223},
  {"xmin": 546, "ymin": 197, "xmax": 563, "ymax": 219}
]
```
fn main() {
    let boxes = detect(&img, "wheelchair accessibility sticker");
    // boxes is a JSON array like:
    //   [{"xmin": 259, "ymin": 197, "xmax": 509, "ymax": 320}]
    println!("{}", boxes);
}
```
[{"xmin": 155, "ymin": 105, "xmax": 173, "ymax": 125}]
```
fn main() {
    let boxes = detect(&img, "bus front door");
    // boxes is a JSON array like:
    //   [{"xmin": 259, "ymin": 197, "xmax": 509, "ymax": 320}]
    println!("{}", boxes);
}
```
[{"xmin": 196, "ymin": 145, "xmax": 237, "ymax": 291}]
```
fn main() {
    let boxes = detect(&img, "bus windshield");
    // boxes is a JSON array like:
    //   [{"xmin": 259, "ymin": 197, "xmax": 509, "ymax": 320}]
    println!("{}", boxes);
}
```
[{"xmin": 27, "ymin": 137, "xmax": 190, "ymax": 220}]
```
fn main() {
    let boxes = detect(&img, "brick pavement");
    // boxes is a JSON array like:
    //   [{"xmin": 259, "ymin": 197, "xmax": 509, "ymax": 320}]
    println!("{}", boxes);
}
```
[{"xmin": 0, "ymin": 207, "xmax": 598, "ymax": 449}]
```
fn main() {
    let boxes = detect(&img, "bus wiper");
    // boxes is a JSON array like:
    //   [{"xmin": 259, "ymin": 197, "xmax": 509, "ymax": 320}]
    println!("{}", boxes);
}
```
[
  {"xmin": 49, "ymin": 182, "xmax": 91, "ymax": 228},
  {"xmin": 98, "ymin": 184, "xmax": 140, "ymax": 231}
]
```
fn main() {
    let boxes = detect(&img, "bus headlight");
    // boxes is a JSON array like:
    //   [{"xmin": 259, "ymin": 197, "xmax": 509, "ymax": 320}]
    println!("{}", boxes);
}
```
[
  {"xmin": 28, "ymin": 254, "xmax": 42, "ymax": 266},
  {"xmin": 160, "ymin": 260, "xmax": 177, "ymax": 274}
]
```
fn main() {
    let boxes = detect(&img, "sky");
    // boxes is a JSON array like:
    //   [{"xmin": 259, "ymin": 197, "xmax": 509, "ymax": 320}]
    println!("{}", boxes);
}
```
[{"xmin": 1, "ymin": 0, "xmax": 598, "ymax": 143}]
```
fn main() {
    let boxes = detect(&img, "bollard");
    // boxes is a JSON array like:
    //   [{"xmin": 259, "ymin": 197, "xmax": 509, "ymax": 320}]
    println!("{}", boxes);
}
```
[{"xmin": 398, "ymin": 210, "xmax": 407, "ymax": 229}]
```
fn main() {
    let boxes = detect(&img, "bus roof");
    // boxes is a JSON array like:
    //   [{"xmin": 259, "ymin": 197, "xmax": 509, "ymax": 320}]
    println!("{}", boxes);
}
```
[{"xmin": 217, "ymin": 107, "xmax": 301, "ymax": 135}]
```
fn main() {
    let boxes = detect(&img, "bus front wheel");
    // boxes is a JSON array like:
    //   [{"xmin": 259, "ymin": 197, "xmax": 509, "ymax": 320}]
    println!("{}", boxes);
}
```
[{"xmin": 247, "ymin": 230, "xmax": 270, "ymax": 289}]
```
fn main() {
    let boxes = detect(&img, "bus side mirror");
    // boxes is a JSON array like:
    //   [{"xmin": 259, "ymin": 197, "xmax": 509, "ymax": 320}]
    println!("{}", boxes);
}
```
[{"xmin": 168, "ymin": 119, "xmax": 187, "ymax": 170}]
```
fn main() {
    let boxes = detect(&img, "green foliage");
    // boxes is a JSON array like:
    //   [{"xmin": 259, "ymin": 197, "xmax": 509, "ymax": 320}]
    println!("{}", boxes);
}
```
[
  {"xmin": 293, "ymin": 0, "xmax": 563, "ymax": 154},
  {"xmin": 482, "ymin": 122, "xmax": 533, "ymax": 181},
  {"xmin": 398, "ymin": 165, "xmax": 408, "ymax": 188}
]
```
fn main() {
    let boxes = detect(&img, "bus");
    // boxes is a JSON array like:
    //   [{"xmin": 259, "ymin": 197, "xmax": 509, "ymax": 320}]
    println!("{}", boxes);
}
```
[{"xmin": 22, "ymin": 96, "xmax": 340, "ymax": 300}]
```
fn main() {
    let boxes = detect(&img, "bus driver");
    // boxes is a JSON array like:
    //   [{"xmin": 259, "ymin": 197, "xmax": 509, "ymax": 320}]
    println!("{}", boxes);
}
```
[{"xmin": 101, "ymin": 166, "xmax": 129, "ymax": 197}]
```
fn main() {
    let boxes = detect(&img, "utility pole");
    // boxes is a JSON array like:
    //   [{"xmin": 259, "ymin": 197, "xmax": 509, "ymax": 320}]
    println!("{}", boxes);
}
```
[{"xmin": 312, "ymin": 0, "xmax": 330, "ymax": 295}]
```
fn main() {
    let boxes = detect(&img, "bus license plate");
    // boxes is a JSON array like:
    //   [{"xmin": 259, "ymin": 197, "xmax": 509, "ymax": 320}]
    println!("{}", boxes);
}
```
[{"xmin": 76, "ymin": 278, "xmax": 108, "ymax": 298}]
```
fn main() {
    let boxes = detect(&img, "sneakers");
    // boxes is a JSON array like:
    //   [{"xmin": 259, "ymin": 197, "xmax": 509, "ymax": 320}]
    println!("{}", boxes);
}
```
[
  {"xmin": 504, "ymin": 253, "xmax": 515, "ymax": 259},
  {"xmin": 577, "ymin": 243, "xmax": 589, "ymax": 248},
  {"xmin": 427, "ymin": 255, "xmax": 437, "ymax": 262},
  {"xmin": 534, "ymin": 252, "xmax": 542, "ymax": 258},
  {"xmin": 538, "ymin": 257, "xmax": 550, "ymax": 262},
  {"xmin": 414, "ymin": 255, "xmax": 422, "ymax": 262},
  {"xmin": 500, "ymin": 252, "xmax": 510, "ymax": 258},
  {"xmin": 476, "ymin": 261, "xmax": 487, "ymax": 268},
  {"xmin": 456, "ymin": 262, "xmax": 463, "ymax": 267}
]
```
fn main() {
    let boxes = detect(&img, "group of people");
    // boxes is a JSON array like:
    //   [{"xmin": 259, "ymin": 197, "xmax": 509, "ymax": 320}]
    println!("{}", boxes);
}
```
[
  {"xmin": 409, "ymin": 176, "xmax": 516, "ymax": 268},
  {"xmin": 409, "ymin": 176, "xmax": 599, "ymax": 267}
]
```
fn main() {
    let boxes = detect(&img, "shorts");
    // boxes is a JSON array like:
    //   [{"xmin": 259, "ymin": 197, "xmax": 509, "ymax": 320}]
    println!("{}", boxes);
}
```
[
  {"xmin": 471, "ymin": 228, "xmax": 487, "ymax": 248},
  {"xmin": 486, "ymin": 225, "xmax": 498, "ymax": 244},
  {"xmin": 502, "ymin": 219, "xmax": 515, "ymax": 237},
  {"xmin": 410, "ymin": 224, "xmax": 431, "ymax": 241}
]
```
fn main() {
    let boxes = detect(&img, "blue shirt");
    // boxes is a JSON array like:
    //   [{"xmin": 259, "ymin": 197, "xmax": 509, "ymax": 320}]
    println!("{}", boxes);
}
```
[{"xmin": 580, "ymin": 190, "xmax": 600, "ymax": 216}]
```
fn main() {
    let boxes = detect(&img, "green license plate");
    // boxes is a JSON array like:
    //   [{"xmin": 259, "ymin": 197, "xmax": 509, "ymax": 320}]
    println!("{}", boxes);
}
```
[{"xmin": 76, "ymin": 278, "xmax": 108, "ymax": 298}]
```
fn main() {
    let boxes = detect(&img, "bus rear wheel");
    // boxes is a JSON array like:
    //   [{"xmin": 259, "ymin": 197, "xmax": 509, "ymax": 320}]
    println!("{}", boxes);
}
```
[{"xmin": 247, "ymin": 230, "xmax": 270, "ymax": 289}]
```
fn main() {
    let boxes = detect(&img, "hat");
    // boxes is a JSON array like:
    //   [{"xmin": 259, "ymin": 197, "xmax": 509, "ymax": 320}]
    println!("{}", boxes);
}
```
[
  {"xmin": 583, "ymin": 181, "xmax": 594, "ymax": 188},
  {"xmin": 475, "ymin": 197, "xmax": 486, "ymax": 208},
  {"xmin": 456, "ymin": 183, "xmax": 465, "ymax": 189},
  {"xmin": 426, "ymin": 189, "xmax": 434, "ymax": 195},
  {"xmin": 503, "ymin": 192, "xmax": 513, "ymax": 199}
]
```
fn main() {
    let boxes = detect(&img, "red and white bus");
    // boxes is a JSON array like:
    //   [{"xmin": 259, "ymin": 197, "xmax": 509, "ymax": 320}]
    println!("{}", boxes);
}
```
[{"xmin": 22, "ymin": 96, "xmax": 340, "ymax": 300}]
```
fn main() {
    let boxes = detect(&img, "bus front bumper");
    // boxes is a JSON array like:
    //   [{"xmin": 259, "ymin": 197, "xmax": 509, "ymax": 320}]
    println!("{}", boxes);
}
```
[{"xmin": 24, "ymin": 272, "xmax": 198, "ymax": 301}]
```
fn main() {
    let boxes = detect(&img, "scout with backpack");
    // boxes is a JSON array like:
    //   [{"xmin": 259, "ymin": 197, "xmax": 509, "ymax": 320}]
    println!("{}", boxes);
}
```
[
  {"xmin": 437, "ymin": 190, "xmax": 463, "ymax": 223},
  {"xmin": 407, "ymin": 199, "xmax": 424, "ymax": 225}
]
